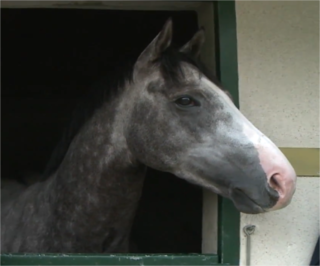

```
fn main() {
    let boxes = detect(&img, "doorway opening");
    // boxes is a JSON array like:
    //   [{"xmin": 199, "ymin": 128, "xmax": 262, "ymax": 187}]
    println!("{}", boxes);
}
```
[{"xmin": 1, "ymin": 8, "xmax": 203, "ymax": 253}]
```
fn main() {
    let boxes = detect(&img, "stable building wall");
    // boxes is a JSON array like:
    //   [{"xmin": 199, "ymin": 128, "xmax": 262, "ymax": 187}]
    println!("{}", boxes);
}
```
[{"xmin": 236, "ymin": 1, "xmax": 319, "ymax": 265}]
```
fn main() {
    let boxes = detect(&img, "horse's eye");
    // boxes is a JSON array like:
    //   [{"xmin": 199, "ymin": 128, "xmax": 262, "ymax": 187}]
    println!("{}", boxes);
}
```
[{"xmin": 175, "ymin": 96, "xmax": 196, "ymax": 107}]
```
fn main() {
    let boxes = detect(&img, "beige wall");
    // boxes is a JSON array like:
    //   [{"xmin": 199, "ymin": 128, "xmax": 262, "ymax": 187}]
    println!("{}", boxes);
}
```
[{"xmin": 236, "ymin": 1, "xmax": 319, "ymax": 266}]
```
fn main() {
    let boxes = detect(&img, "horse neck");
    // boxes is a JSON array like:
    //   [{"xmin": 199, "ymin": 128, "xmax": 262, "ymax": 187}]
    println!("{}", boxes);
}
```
[{"xmin": 48, "ymin": 87, "xmax": 146, "ymax": 251}]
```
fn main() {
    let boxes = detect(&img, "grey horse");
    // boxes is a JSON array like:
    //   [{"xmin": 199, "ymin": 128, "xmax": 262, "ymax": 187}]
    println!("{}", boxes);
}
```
[{"xmin": 1, "ymin": 19, "xmax": 296, "ymax": 253}]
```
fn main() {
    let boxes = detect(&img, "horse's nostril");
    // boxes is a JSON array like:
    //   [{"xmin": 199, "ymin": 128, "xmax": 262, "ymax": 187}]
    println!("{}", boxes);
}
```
[
  {"xmin": 269, "ymin": 174, "xmax": 280, "ymax": 191},
  {"xmin": 268, "ymin": 174, "xmax": 285, "ymax": 199}
]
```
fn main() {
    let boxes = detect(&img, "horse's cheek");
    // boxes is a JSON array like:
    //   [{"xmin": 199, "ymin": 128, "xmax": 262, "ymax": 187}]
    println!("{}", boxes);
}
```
[{"xmin": 126, "ymin": 103, "xmax": 175, "ymax": 169}]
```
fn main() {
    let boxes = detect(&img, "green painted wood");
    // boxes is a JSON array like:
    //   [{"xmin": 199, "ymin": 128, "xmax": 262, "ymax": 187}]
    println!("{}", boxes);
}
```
[
  {"xmin": 1, "ymin": 254, "xmax": 223, "ymax": 266},
  {"xmin": 214, "ymin": 1, "xmax": 241, "ymax": 265}
]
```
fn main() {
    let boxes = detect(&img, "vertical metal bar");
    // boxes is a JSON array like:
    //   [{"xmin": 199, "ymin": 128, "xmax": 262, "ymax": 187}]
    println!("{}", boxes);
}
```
[{"xmin": 243, "ymin": 225, "xmax": 256, "ymax": 266}]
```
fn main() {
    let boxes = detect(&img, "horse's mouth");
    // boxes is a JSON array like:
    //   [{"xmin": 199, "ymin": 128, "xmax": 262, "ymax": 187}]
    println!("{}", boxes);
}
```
[{"xmin": 231, "ymin": 189, "xmax": 266, "ymax": 214}]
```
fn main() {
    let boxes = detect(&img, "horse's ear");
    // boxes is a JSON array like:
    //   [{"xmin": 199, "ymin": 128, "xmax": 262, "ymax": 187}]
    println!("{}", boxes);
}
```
[
  {"xmin": 179, "ymin": 28, "xmax": 205, "ymax": 59},
  {"xmin": 136, "ymin": 18, "xmax": 173, "ymax": 64}
]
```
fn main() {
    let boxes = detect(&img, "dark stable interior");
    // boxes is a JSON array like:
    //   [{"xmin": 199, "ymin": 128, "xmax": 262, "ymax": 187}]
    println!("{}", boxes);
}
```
[{"xmin": 2, "ymin": 9, "xmax": 202, "ymax": 253}]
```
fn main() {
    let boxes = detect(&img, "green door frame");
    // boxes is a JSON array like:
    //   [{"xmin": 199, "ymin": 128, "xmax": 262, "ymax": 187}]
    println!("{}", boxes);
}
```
[
  {"xmin": 1, "ymin": 1, "xmax": 241, "ymax": 265},
  {"xmin": 214, "ymin": 1, "xmax": 240, "ymax": 265}
]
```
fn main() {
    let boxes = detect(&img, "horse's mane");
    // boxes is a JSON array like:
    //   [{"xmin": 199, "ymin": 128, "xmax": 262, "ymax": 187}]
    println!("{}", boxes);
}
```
[{"xmin": 42, "ymin": 46, "xmax": 222, "ymax": 180}]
